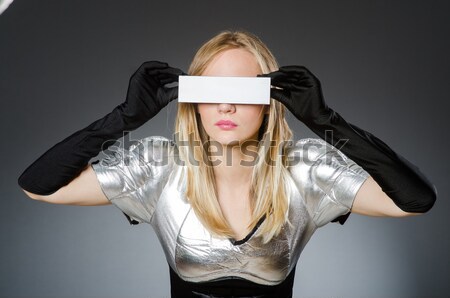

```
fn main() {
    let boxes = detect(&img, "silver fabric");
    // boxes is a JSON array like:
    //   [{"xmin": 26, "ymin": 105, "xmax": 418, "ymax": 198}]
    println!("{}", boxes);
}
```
[{"xmin": 92, "ymin": 136, "xmax": 369, "ymax": 285}]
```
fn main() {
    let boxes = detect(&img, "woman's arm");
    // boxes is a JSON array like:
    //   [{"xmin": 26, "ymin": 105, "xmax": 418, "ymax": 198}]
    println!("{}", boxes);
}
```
[
  {"xmin": 18, "ymin": 62, "xmax": 184, "ymax": 202},
  {"xmin": 22, "ymin": 165, "xmax": 110, "ymax": 206},
  {"xmin": 351, "ymin": 176, "xmax": 420, "ymax": 217},
  {"xmin": 261, "ymin": 66, "xmax": 437, "ymax": 216}
]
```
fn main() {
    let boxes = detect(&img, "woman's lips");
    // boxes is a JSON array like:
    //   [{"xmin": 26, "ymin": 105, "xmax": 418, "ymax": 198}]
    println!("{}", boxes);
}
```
[{"xmin": 215, "ymin": 120, "xmax": 237, "ymax": 130}]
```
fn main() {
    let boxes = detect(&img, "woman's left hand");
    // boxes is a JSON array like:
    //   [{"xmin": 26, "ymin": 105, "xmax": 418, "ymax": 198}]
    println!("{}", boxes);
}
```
[{"xmin": 258, "ymin": 66, "xmax": 331, "ymax": 125}]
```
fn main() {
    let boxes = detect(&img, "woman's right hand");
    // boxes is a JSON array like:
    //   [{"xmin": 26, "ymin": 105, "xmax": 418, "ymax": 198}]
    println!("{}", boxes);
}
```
[{"xmin": 120, "ymin": 61, "xmax": 186, "ymax": 130}]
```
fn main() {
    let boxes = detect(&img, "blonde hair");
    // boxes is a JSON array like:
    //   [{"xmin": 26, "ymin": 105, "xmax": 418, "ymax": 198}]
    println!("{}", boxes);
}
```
[{"xmin": 174, "ymin": 30, "xmax": 293, "ymax": 242}]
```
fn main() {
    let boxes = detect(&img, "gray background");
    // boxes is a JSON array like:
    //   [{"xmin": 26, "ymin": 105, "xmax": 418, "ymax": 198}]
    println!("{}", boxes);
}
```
[{"xmin": 1, "ymin": 0, "xmax": 449, "ymax": 297}]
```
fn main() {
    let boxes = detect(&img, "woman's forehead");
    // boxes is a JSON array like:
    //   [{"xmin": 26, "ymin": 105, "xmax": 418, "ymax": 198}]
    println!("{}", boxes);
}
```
[{"xmin": 203, "ymin": 48, "xmax": 262, "ymax": 77}]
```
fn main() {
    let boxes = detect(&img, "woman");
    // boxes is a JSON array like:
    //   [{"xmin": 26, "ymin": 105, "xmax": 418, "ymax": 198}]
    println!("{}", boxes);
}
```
[{"xmin": 18, "ymin": 31, "xmax": 436, "ymax": 298}]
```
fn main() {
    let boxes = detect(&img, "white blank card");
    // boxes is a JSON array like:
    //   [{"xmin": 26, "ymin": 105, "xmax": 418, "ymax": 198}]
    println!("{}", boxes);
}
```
[{"xmin": 178, "ymin": 76, "xmax": 271, "ymax": 104}]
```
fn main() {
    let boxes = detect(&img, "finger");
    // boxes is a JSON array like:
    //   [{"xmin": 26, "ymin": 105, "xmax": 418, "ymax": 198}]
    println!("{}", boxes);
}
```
[
  {"xmin": 258, "ymin": 67, "xmax": 307, "ymax": 78},
  {"xmin": 144, "ymin": 69, "xmax": 183, "ymax": 87},
  {"xmin": 279, "ymin": 65, "xmax": 318, "ymax": 82},
  {"xmin": 159, "ymin": 76, "xmax": 179, "ymax": 85},
  {"xmin": 153, "ymin": 67, "xmax": 186, "ymax": 82},
  {"xmin": 157, "ymin": 67, "xmax": 185, "ymax": 78},
  {"xmin": 268, "ymin": 70, "xmax": 304, "ymax": 81},
  {"xmin": 165, "ymin": 86, "xmax": 179, "ymax": 102},
  {"xmin": 269, "ymin": 71, "xmax": 315, "ymax": 89},
  {"xmin": 263, "ymin": 70, "xmax": 290, "ymax": 84},
  {"xmin": 270, "ymin": 88, "xmax": 291, "ymax": 103},
  {"xmin": 259, "ymin": 69, "xmax": 314, "ymax": 91},
  {"xmin": 157, "ymin": 75, "xmax": 182, "ymax": 85},
  {"xmin": 278, "ymin": 65, "xmax": 309, "ymax": 74},
  {"xmin": 140, "ymin": 61, "xmax": 169, "ymax": 71},
  {"xmin": 259, "ymin": 70, "xmax": 283, "ymax": 78},
  {"xmin": 270, "ymin": 77, "xmax": 308, "ymax": 90}
]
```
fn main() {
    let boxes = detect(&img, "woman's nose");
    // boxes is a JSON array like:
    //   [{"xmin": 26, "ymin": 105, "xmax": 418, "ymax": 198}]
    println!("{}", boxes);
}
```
[{"xmin": 217, "ymin": 103, "xmax": 236, "ymax": 113}]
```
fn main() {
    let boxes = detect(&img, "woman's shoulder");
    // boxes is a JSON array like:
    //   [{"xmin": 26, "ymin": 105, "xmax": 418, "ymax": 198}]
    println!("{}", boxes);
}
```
[
  {"xmin": 285, "ymin": 138, "xmax": 338, "ymax": 164},
  {"xmin": 129, "ymin": 135, "xmax": 176, "ymax": 149},
  {"xmin": 285, "ymin": 137, "xmax": 368, "ymax": 182},
  {"xmin": 127, "ymin": 135, "xmax": 177, "ymax": 157},
  {"xmin": 97, "ymin": 135, "xmax": 179, "ymax": 171}
]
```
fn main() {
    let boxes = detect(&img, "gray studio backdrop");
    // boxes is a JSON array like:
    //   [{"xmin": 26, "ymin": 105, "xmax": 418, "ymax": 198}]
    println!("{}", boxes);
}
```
[{"xmin": 1, "ymin": 1, "xmax": 449, "ymax": 297}]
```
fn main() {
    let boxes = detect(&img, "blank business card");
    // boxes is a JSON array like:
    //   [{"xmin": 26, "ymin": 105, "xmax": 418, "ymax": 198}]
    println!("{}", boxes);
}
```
[{"xmin": 178, "ymin": 76, "xmax": 271, "ymax": 104}]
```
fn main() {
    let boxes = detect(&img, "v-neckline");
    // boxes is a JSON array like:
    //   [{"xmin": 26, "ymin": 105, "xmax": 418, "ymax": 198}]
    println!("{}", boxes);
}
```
[{"xmin": 228, "ymin": 215, "xmax": 266, "ymax": 246}]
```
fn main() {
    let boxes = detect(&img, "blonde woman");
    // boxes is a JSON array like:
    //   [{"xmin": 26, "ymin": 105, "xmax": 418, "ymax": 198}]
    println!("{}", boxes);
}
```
[{"xmin": 18, "ymin": 31, "xmax": 436, "ymax": 298}]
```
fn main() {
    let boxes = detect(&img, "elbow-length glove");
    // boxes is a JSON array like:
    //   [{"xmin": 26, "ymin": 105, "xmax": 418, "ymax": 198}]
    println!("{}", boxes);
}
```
[
  {"xmin": 259, "ymin": 66, "xmax": 436, "ymax": 214},
  {"xmin": 18, "ymin": 61, "xmax": 185, "ymax": 195}
]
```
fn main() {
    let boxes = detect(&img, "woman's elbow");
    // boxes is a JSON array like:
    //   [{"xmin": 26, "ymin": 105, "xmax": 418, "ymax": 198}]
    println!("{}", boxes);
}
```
[
  {"xmin": 401, "ymin": 185, "xmax": 437, "ymax": 215},
  {"xmin": 21, "ymin": 189, "xmax": 44, "ymax": 201},
  {"xmin": 419, "ymin": 184, "xmax": 438, "ymax": 213}
]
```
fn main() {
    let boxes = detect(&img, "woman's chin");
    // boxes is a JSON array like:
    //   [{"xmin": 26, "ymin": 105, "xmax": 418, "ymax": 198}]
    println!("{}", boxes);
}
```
[
  {"xmin": 209, "ymin": 135, "xmax": 261, "ymax": 147},
  {"xmin": 211, "ymin": 138, "xmax": 240, "ymax": 147}
]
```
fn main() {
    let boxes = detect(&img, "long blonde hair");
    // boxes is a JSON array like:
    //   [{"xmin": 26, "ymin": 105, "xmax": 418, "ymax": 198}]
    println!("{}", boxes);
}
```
[{"xmin": 174, "ymin": 30, "xmax": 293, "ymax": 242}]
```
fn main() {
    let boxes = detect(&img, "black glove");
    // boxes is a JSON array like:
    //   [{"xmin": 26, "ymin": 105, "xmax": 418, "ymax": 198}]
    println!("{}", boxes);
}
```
[
  {"xmin": 18, "ymin": 61, "xmax": 185, "ymax": 195},
  {"xmin": 259, "ymin": 65, "xmax": 436, "ymax": 214}
]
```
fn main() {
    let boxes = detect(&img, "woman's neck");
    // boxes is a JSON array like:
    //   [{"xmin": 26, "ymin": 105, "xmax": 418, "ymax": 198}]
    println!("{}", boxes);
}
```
[{"xmin": 212, "ymin": 141, "xmax": 258, "ymax": 187}]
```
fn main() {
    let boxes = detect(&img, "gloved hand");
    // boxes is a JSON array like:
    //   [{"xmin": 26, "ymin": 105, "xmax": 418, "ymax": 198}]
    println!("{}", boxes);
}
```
[
  {"xmin": 259, "ymin": 65, "xmax": 331, "ymax": 126},
  {"xmin": 259, "ymin": 66, "xmax": 436, "ymax": 215},
  {"xmin": 120, "ymin": 61, "xmax": 185, "ymax": 130},
  {"xmin": 18, "ymin": 61, "xmax": 185, "ymax": 195}
]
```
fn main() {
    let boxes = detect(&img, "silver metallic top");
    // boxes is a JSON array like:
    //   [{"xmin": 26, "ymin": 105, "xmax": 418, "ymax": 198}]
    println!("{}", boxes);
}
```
[{"xmin": 91, "ymin": 136, "xmax": 369, "ymax": 286}]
